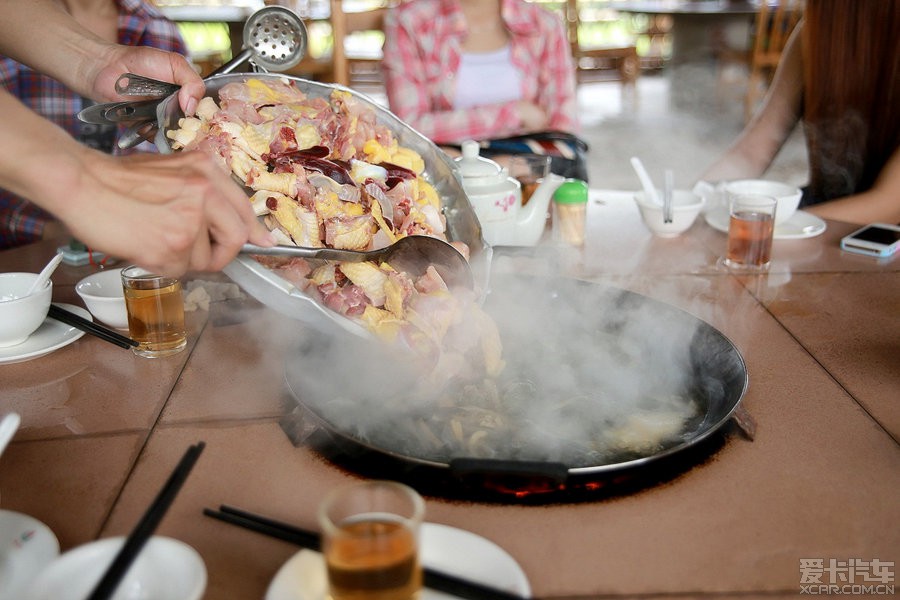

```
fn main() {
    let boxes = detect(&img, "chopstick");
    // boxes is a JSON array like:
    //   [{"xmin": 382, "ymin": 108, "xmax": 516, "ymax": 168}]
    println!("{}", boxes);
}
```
[
  {"xmin": 204, "ymin": 504, "xmax": 532, "ymax": 600},
  {"xmin": 87, "ymin": 442, "xmax": 206, "ymax": 600},
  {"xmin": 663, "ymin": 169, "xmax": 674, "ymax": 224},
  {"xmin": 47, "ymin": 304, "xmax": 138, "ymax": 349}
]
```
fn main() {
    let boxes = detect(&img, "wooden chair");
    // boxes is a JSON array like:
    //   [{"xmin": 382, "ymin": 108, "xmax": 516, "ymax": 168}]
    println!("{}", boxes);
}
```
[
  {"xmin": 744, "ymin": 0, "xmax": 803, "ymax": 121},
  {"xmin": 329, "ymin": 0, "xmax": 390, "ymax": 92},
  {"xmin": 565, "ymin": 0, "xmax": 640, "ymax": 87}
]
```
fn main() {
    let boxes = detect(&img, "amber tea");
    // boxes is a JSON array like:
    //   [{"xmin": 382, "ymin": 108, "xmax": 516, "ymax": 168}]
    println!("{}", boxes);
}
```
[
  {"xmin": 121, "ymin": 266, "xmax": 186, "ymax": 358},
  {"xmin": 325, "ymin": 518, "xmax": 421, "ymax": 600},
  {"xmin": 725, "ymin": 195, "xmax": 776, "ymax": 269},
  {"xmin": 319, "ymin": 481, "xmax": 425, "ymax": 600}
]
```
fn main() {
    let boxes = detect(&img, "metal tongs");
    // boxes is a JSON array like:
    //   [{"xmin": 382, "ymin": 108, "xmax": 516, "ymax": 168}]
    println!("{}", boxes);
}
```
[
  {"xmin": 241, "ymin": 236, "xmax": 475, "ymax": 291},
  {"xmin": 77, "ymin": 5, "xmax": 308, "ymax": 149}
]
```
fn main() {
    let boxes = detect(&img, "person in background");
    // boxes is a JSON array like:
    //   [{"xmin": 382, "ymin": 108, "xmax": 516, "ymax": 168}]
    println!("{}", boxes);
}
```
[
  {"xmin": 0, "ymin": 0, "xmax": 194, "ymax": 249},
  {"xmin": 381, "ymin": 0, "xmax": 586, "ymax": 179},
  {"xmin": 0, "ymin": 0, "xmax": 273, "ymax": 276},
  {"xmin": 700, "ymin": 0, "xmax": 900, "ymax": 225}
]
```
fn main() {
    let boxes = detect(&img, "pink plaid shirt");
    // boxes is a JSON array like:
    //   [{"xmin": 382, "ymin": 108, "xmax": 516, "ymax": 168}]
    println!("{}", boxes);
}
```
[{"xmin": 382, "ymin": 0, "xmax": 578, "ymax": 145}]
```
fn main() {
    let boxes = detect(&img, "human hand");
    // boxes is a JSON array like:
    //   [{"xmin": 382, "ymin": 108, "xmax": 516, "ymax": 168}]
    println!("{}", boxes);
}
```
[
  {"xmin": 54, "ymin": 148, "xmax": 275, "ymax": 277},
  {"xmin": 89, "ymin": 45, "xmax": 205, "ymax": 116},
  {"xmin": 516, "ymin": 101, "xmax": 550, "ymax": 133}
]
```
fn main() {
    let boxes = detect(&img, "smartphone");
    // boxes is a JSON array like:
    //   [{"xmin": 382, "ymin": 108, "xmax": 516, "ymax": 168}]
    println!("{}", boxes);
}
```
[{"xmin": 840, "ymin": 223, "xmax": 900, "ymax": 257}]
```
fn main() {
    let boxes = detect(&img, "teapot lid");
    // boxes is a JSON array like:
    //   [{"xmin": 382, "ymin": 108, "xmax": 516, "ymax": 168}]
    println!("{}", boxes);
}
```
[{"xmin": 455, "ymin": 140, "xmax": 502, "ymax": 179}]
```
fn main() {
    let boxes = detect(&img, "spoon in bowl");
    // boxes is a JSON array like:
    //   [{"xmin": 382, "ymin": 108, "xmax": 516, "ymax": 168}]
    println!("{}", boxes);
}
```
[
  {"xmin": 25, "ymin": 252, "xmax": 63, "ymax": 297},
  {"xmin": 630, "ymin": 156, "xmax": 660, "ymax": 205}
]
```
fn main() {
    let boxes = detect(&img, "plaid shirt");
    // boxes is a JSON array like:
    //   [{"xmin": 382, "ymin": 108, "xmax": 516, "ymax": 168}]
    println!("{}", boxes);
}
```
[
  {"xmin": 382, "ymin": 0, "xmax": 578, "ymax": 146},
  {"xmin": 0, "ymin": 0, "xmax": 188, "ymax": 249}
]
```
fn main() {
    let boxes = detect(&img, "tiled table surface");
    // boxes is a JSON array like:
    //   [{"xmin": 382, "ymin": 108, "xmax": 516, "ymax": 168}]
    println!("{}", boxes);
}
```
[{"xmin": 1, "ymin": 192, "xmax": 897, "ymax": 598}]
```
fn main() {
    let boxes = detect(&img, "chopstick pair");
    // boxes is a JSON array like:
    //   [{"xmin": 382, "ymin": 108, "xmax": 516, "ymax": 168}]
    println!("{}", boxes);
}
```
[
  {"xmin": 204, "ymin": 504, "xmax": 532, "ymax": 600},
  {"xmin": 47, "ymin": 304, "xmax": 138, "ymax": 349},
  {"xmin": 87, "ymin": 442, "xmax": 206, "ymax": 600}
]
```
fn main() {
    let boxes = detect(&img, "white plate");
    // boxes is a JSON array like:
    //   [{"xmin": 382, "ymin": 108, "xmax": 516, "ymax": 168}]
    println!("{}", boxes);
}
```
[
  {"xmin": 0, "ymin": 510, "xmax": 60, "ymax": 600},
  {"xmin": 0, "ymin": 303, "xmax": 88, "ymax": 365},
  {"xmin": 265, "ymin": 522, "xmax": 531, "ymax": 600},
  {"xmin": 705, "ymin": 207, "xmax": 827, "ymax": 240}
]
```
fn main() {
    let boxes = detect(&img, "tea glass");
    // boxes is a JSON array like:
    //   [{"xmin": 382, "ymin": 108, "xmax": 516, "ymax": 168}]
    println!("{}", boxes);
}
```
[
  {"xmin": 508, "ymin": 154, "xmax": 551, "ymax": 205},
  {"xmin": 725, "ymin": 194, "xmax": 776, "ymax": 269},
  {"xmin": 120, "ymin": 266, "xmax": 186, "ymax": 358},
  {"xmin": 318, "ymin": 480, "xmax": 425, "ymax": 600}
]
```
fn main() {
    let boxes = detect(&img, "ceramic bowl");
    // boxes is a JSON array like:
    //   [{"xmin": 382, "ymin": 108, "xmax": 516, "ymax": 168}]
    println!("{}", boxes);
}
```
[
  {"xmin": 0, "ymin": 273, "xmax": 52, "ymax": 347},
  {"xmin": 724, "ymin": 179, "xmax": 802, "ymax": 225},
  {"xmin": 26, "ymin": 536, "xmax": 207, "ymax": 600},
  {"xmin": 76, "ymin": 268, "xmax": 128, "ymax": 329},
  {"xmin": 634, "ymin": 190, "xmax": 705, "ymax": 237}
]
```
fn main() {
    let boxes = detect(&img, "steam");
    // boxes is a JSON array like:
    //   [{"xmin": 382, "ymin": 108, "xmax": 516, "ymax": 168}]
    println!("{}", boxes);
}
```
[{"xmin": 284, "ymin": 270, "xmax": 739, "ymax": 469}]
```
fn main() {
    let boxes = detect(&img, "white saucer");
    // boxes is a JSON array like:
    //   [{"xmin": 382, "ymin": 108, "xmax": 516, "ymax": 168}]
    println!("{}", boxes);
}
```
[
  {"xmin": 0, "ymin": 509, "xmax": 60, "ymax": 600},
  {"xmin": 705, "ymin": 207, "xmax": 827, "ymax": 240},
  {"xmin": 0, "ymin": 303, "xmax": 88, "ymax": 365},
  {"xmin": 265, "ymin": 522, "xmax": 531, "ymax": 600}
]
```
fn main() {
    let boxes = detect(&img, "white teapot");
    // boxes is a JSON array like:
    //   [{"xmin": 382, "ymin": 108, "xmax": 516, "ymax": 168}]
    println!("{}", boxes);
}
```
[{"xmin": 455, "ymin": 140, "xmax": 565, "ymax": 246}]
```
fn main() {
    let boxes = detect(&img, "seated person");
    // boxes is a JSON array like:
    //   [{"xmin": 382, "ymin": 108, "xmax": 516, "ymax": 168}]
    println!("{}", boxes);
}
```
[
  {"xmin": 0, "ymin": 0, "xmax": 190, "ymax": 248},
  {"xmin": 700, "ymin": 0, "xmax": 900, "ymax": 225},
  {"xmin": 381, "ymin": 0, "xmax": 587, "ymax": 181}
]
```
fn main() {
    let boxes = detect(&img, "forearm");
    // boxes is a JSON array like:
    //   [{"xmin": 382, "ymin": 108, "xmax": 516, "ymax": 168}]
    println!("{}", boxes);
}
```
[
  {"xmin": 0, "ymin": 0, "xmax": 109, "ymax": 98},
  {"xmin": 701, "ymin": 24, "xmax": 804, "ymax": 182},
  {"xmin": 0, "ymin": 89, "xmax": 92, "ymax": 224},
  {"xmin": 806, "ymin": 147, "xmax": 900, "ymax": 225}
]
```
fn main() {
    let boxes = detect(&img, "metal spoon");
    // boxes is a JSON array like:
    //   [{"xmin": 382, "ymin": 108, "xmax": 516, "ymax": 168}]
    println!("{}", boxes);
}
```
[
  {"xmin": 0, "ymin": 412, "xmax": 20, "ymax": 459},
  {"xmin": 241, "ymin": 236, "xmax": 475, "ymax": 290},
  {"xmin": 25, "ymin": 252, "xmax": 63, "ymax": 297},
  {"xmin": 80, "ymin": 5, "xmax": 309, "ymax": 141}
]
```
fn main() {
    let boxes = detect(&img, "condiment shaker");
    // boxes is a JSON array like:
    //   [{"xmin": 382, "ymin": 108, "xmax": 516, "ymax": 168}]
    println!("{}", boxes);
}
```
[{"xmin": 552, "ymin": 179, "xmax": 589, "ymax": 246}]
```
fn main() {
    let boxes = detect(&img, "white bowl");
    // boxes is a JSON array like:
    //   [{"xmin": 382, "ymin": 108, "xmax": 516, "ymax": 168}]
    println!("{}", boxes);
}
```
[
  {"xmin": 724, "ymin": 179, "xmax": 802, "ymax": 225},
  {"xmin": 634, "ymin": 190, "xmax": 705, "ymax": 237},
  {"xmin": 0, "ymin": 273, "xmax": 52, "ymax": 347},
  {"xmin": 26, "ymin": 536, "xmax": 207, "ymax": 600},
  {"xmin": 76, "ymin": 268, "xmax": 128, "ymax": 329}
]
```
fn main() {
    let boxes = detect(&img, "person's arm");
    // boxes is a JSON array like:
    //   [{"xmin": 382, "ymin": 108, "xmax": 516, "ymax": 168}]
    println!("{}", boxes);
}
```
[
  {"xmin": 805, "ymin": 145, "xmax": 900, "ymax": 225},
  {"xmin": 537, "ymin": 12, "xmax": 578, "ymax": 134},
  {"xmin": 0, "ymin": 88, "xmax": 273, "ymax": 275},
  {"xmin": 700, "ymin": 23, "xmax": 804, "ymax": 182},
  {"xmin": 0, "ymin": 0, "xmax": 203, "ymax": 115}
]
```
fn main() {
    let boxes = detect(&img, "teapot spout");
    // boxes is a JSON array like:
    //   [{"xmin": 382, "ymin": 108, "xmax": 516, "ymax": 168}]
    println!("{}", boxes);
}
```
[{"xmin": 515, "ymin": 172, "xmax": 566, "ymax": 245}]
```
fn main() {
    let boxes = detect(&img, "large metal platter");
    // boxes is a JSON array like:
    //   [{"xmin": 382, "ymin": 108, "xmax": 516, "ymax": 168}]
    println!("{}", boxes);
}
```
[
  {"xmin": 283, "ymin": 275, "xmax": 748, "ymax": 478},
  {"xmin": 154, "ymin": 73, "xmax": 491, "ymax": 337}
]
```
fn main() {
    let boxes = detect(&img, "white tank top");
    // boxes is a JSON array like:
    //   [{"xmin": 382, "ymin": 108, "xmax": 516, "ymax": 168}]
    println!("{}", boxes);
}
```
[{"xmin": 453, "ymin": 45, "xmax": 523, "ymax": 109}]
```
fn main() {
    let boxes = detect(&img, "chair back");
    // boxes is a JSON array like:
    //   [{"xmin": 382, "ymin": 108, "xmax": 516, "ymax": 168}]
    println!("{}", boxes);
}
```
[
  {"xmin": 745, "ymin": 0, "xmax": 804, "ymax": 120},
  {"xmin": 330, "ymin": 0, "xmax": 390, "ymax": 89}
]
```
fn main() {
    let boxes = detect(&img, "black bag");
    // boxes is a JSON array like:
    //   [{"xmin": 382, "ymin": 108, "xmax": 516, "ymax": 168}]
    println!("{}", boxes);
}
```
[{"xmin": 472, "ymin": 130, "xmax": 590, "ymax": 182}]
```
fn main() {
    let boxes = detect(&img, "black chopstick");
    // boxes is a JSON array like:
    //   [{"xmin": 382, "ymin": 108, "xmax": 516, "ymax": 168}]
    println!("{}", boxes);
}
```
[
  {"xmin": 48, "ymin": 304, "xmax": 138, "ymax": 349},
  {"xmin": 87, "ymin": 442, "xmax": 205, "ymax": 600},
  {"xmin": 204, "ymin": 504, "xmax": 531, "ymax": 600}
]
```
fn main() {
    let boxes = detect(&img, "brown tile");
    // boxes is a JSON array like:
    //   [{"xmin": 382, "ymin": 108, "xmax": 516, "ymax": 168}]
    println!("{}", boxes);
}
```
[
  {"xmin": 162, "ymin": 299, "xmax": 311, "ymax": 423},
  {"xmin": 1, "ymin": 312, "xmax": 203, "ymax": 440},
  {"xmin": 0, "ymin": 433, "xmax": 143, "ymax": 549},
  {"xmin": 745, "ymin": 271, "xmax": 900, "ymax": 437}
]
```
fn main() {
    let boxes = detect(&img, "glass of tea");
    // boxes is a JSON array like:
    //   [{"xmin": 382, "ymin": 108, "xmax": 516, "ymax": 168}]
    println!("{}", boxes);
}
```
[
  {"xmin": 508, "ymin": 154, "xmax": 551, "ymax": 205},
  {"xmin": 318, "ymin": 480, "xmax": 425, "ymax": 600},
  {"xmin": 120, "ymin": 266, "xmax": 186, "ymax": 358},
  {"xmin": 725, "ymin": 194, "xmax": 777, "ymax": 269}
]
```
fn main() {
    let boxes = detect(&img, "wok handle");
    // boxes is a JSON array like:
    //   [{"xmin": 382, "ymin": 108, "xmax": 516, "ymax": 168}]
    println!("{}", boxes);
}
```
[{"xmin": 449, "ymin": 458, "xmax": 569, "ymax": 493}]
